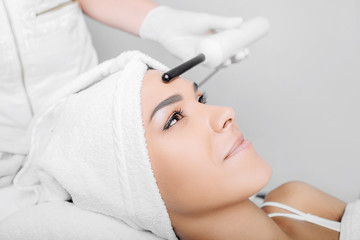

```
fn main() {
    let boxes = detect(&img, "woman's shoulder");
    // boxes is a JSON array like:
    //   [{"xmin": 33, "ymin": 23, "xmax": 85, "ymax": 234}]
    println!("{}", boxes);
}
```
[
  {"xmin": 264, "ymin": 181, "xmax": 345, "ymax": 221},
  {"xmin": 262, "ymin": 181, "xmax": 346, "ymax": 240}
]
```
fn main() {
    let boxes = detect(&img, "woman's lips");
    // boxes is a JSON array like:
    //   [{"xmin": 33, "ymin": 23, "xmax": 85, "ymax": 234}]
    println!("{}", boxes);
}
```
[{"xmin": 224, "ymin": 136, "xmax": 252, "ymax": 160}]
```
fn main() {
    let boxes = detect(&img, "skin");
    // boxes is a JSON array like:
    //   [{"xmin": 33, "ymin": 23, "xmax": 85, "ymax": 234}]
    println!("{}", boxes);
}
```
[
  {"xmin": 263, "ymin": 181, "xmax": 346, "ymax": 240},
  {"xmin": 141, "ymin": 70, "xmax": 346, "ymax": 240},
  {"xmin": 141, "ymin": 70, "xmax": 272, "ymax": 215}
]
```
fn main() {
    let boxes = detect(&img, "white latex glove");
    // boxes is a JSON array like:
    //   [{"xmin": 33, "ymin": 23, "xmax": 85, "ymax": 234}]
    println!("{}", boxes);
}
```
[
  {"xmin": 139, "ymin": 6, "xmax": 249, "ymax": 68},
  {"xmin": 0, "ymin": 153, "xmax": 24, "ymax": 188}
]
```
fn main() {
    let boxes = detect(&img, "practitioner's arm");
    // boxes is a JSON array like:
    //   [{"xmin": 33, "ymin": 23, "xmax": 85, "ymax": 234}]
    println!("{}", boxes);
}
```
[
  {"xmin": 78, "ymin": 0, "xmax": 158, "ymax": 36},
  {"xmin": 77, "ymin": 0, "xmax": 248, "ymax": 66}
]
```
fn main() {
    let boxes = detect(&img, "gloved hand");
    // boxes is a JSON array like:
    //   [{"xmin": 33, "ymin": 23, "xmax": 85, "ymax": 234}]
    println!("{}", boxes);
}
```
[
  {"xmin": 0, "ymin": 153, "xmax": 24, "ymax": 188},
  {"xmin": 139, "ymin": 6, "xmax": 249, "ymax": 68}
]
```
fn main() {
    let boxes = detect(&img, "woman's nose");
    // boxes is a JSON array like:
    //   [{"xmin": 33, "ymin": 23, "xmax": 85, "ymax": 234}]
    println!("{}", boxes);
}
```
[{"xmin": 208, "ymin": 106, "xmax": 235, "ymax": 133}]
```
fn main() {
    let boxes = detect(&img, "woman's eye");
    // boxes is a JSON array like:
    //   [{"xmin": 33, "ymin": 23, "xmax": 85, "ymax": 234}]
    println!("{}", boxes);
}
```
[
  {"xmin": 163, "ymin": 110, "xmax": 184, "ymax": 131},
  {"xmin": 198, "ymin": 93, "xmax": 207, "ymax": 104}
]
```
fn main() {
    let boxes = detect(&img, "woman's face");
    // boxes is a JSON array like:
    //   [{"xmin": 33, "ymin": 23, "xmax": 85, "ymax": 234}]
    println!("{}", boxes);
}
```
[{"xmin": 141, "ymin": 70, "xmax": 272, "ymax": 216}]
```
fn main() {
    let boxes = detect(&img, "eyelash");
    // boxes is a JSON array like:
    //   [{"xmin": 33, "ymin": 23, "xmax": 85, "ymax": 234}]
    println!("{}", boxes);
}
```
[
  {"xmin": 163, "ymin": 108, "xmax": 184, "ymax": 131},
  {"xmin": 198, "ymin": 92, "xmax": 207, "ymax": 104},
  {"xmin": 163, "ymin": 92, "xmax": 207, "ymax": 131}
]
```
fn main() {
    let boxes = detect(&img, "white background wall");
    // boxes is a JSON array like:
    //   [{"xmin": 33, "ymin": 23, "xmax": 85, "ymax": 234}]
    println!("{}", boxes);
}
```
[{"xmin": 85, "ymin": 0, "xmax": 360, "ymax": 202}]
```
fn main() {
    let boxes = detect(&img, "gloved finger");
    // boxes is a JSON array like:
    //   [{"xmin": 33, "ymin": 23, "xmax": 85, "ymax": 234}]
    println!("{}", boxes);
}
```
[
  {"xmin": 162, "ymin": 35, "xmax": 203, "ymax": 61},
  {"xmin": 218, "ymin": 49, "xmax": 250, "ymax": 68},
  {"xmin": 231, "ymin": 48, "xmax": 250, "ymax": 63},
  {"xmin": 0, "ymin": 175, "xmax": 15, "ymax": 188},
  {"xmin": 219, "ymin": 59, "xmax": 232, "ymax": 68},
  {"xmin": 0, "ymin": 155, "xmax": 24, "ymax": 177},
  {"xmin": 204, "ymin": 15, "xmax": 243, "ymax": 30}
]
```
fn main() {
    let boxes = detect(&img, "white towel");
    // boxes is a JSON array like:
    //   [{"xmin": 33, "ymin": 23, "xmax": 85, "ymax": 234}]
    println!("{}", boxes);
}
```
[
  {"xmin": 0, "ymin": 201, "xmax": 163, "ymax": 240},
  {"xmin": 340, "ymin": 200, "xmax": 360, "ymax": 240},
  {"xmin": 14, "ymin": 51, "xmax": 177, "ymax": 240}
]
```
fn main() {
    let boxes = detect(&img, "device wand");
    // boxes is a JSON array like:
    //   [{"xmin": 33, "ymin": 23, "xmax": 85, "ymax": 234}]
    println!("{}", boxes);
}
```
[{"xmin": 162, "ymin": 54, "xmax": 205, "ymax": 83}]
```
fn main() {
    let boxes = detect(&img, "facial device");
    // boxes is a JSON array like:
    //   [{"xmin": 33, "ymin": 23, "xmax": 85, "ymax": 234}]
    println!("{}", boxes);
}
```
[{"xmin": 162, "ymin": 17, "xmax": 270, "ymax": 84}]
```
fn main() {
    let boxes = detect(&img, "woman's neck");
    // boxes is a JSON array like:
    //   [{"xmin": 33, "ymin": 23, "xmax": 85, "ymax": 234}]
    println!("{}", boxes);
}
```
[{"xmin": 170, "ymin": 199, "xmax": 291, "ymax": 240}]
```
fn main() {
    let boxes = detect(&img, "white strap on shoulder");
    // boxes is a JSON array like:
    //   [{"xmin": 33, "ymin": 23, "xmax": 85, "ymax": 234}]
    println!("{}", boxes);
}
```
[{"xmin": 260, "ymin": 201, "xmax": 340, "ymax": 232}]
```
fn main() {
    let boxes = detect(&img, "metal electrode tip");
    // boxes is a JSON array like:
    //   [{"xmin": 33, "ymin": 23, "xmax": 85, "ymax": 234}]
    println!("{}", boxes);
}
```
[
  {"xmin": 161, "ymin": 54, "xmax": 206, "ymax": 83},
  {"xmin": 162, "ymin": 74, "xmax": 171, "ymax": 82}
]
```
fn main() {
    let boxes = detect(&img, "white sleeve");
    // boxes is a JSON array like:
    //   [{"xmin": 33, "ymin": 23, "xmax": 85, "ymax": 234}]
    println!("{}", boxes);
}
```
[{"xmin": 340, "ymin": 199, "xmax": 360, "ymax": 240}]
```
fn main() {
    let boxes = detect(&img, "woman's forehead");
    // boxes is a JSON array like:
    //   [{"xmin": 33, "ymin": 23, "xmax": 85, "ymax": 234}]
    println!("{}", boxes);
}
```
[
  {"xmin": 141, "ymin": 70, "xmax": 195, "ymax": 114},
  {"xmin": 142, "ymin": 70, "xmax": 193, "ymax": 96}
]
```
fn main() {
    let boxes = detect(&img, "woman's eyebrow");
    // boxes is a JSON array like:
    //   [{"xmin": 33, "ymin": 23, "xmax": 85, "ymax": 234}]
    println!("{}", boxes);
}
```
[
  {"xmin": 193, "ymin": 82, "xmax": 198, "ymax": 92},
  {"xmin": 150, "ymin": 82, "xmax": 198, "ymax": 122},
  {"xmin": 150, "ymin": 94, "xmax": 183, "ymax": 121}
]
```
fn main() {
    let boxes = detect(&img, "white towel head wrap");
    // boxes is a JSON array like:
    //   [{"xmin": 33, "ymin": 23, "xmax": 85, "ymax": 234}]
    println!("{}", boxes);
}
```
[{"xmin": 15, "ymin": 51, "xmax": 178, "ymax": 240}]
